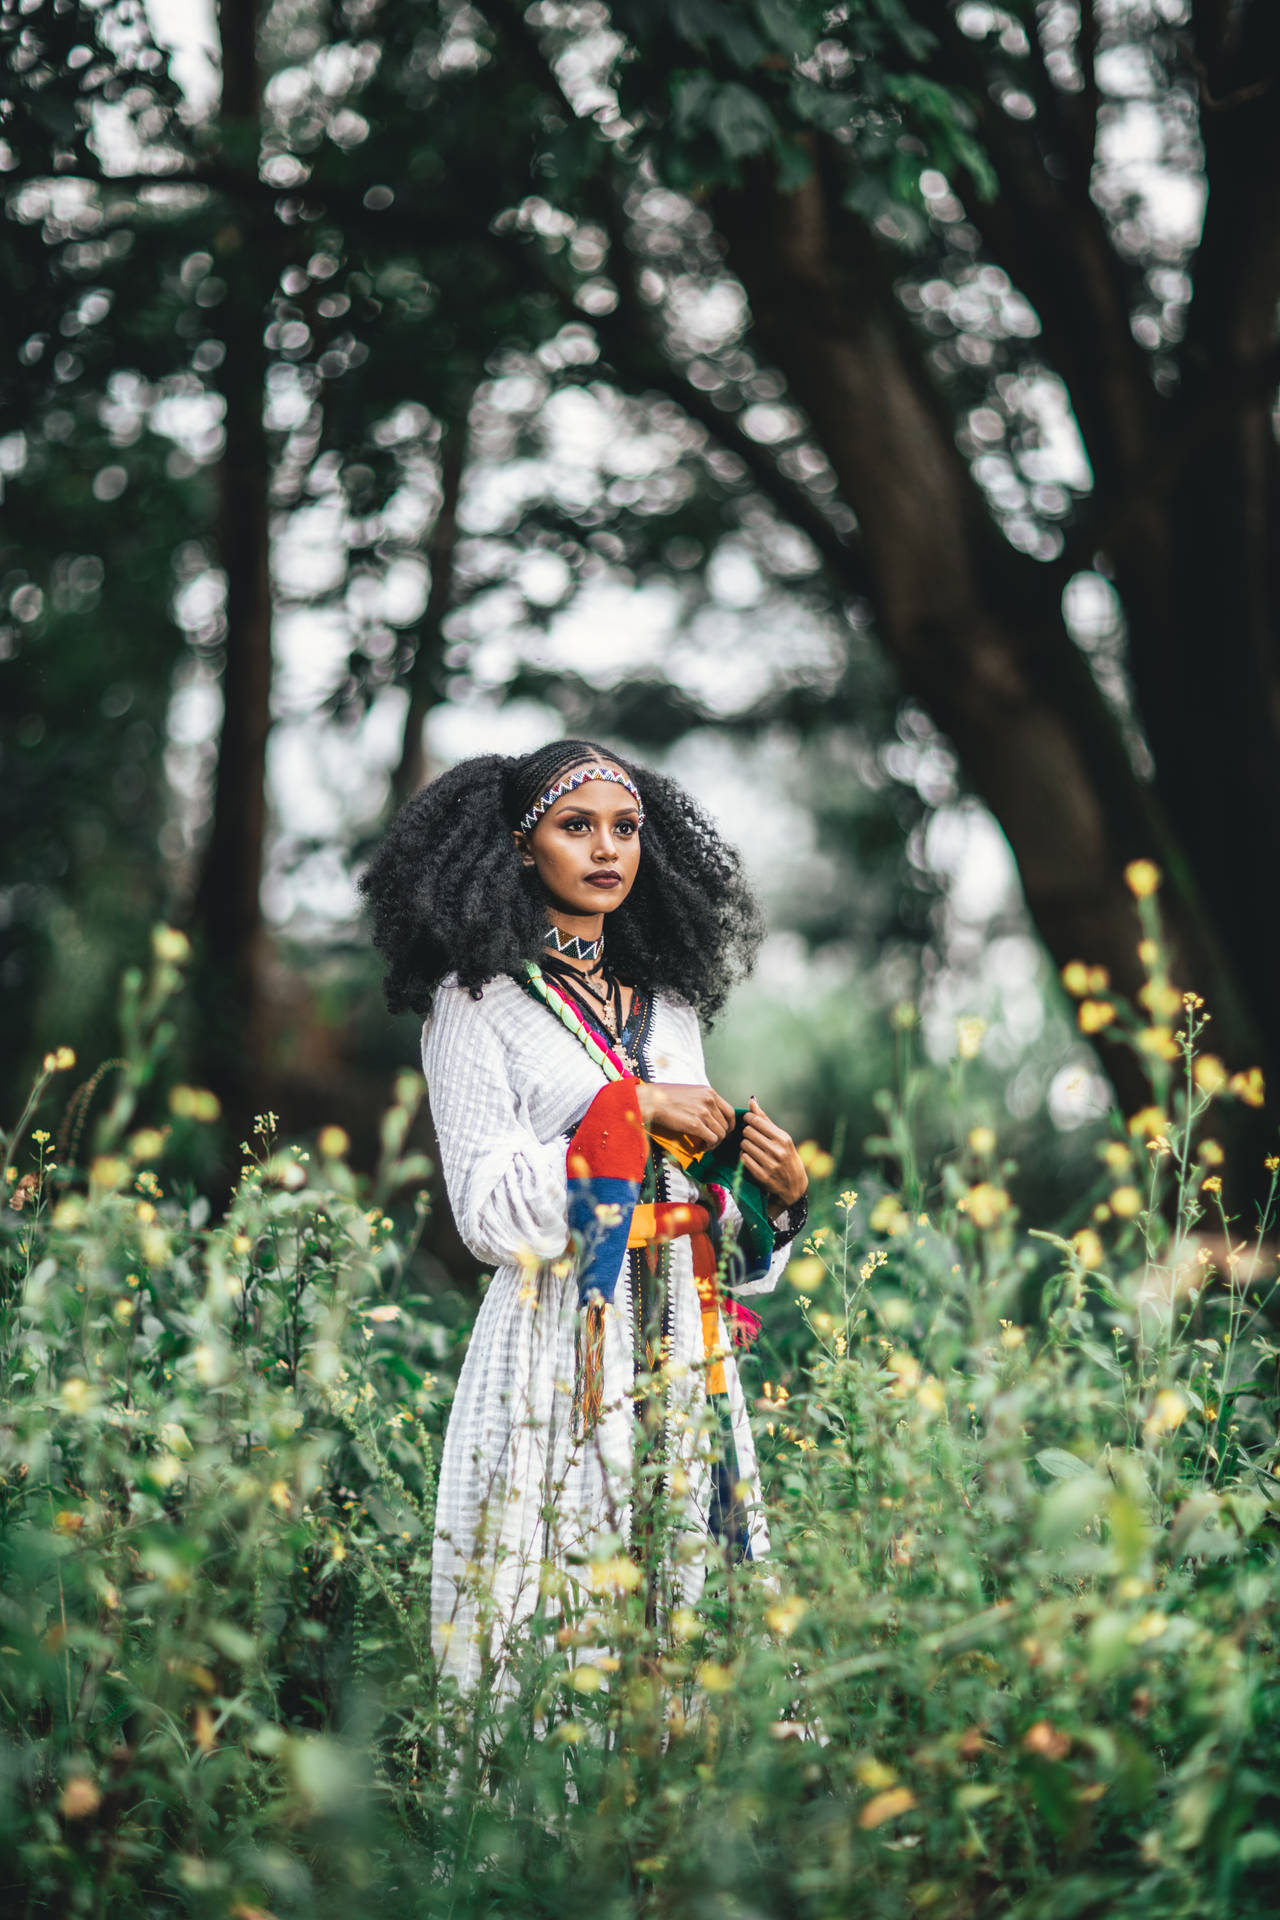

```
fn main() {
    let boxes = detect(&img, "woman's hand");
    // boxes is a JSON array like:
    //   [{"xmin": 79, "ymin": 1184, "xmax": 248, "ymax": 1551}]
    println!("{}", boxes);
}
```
[
  {"xmin": 741, "ymin": 1096, "xmax": 808, "ymax": 1211},
  {"xmin": 636, "ymin": 1081, "xmax": 736, "ymax": 1152}
]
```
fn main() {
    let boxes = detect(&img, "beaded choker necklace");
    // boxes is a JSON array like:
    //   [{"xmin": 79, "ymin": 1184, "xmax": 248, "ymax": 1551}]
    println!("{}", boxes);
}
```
[{"xmin": 544, "ymin": 925, "xmax": 604, "ymax": 963}]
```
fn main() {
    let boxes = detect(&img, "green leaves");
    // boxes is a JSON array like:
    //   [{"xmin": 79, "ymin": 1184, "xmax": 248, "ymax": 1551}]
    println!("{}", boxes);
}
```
[{"xmin": 707, "ymin": 81, "xmax": 779, "ymax": 161}]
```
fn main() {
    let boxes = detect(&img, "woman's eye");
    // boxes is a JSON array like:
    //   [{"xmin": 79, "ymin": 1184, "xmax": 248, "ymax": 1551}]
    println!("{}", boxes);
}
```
[{"xmin": 617, "ymin": 821, "xmax": 637, "ymax": 836}]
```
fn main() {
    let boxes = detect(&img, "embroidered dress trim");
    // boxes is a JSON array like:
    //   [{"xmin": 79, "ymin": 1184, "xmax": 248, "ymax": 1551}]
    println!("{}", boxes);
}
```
[{"xmin": 518, "ymin": 765, "xmax": 645, "ymax": 834}]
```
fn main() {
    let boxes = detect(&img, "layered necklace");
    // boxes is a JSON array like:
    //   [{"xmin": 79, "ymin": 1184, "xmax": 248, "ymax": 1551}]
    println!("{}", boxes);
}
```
[{"xmin": 540, "ymin": 925, "xmax": 630, "ymax": 1056}]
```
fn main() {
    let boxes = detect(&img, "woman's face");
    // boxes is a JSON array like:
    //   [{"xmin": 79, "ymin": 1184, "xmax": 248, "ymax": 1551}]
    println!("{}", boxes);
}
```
[{"xmin": 519, "ymin": 768, "xmax": 642, "ymax": 919}]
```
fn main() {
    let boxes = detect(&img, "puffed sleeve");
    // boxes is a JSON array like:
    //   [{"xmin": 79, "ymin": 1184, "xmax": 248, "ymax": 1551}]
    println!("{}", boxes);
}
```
[
  {"xmin": 421, "ymin": 984, "xmax": 571, "ymax": 1267},
  {"xmin": 665, "ymin": 997, "xmax": 801, "ymax": 1297}
]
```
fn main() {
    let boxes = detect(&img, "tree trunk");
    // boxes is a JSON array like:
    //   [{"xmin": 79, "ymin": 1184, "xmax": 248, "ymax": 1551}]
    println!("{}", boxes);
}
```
[
  {"xmin": 195, "ymin": 0, "xmax": 272, "ymax": 1101},
  {"xmin": 1128, "ymin": 12, "xmax": 1280, "ymax": 1092},
  {"xmin": 713, "ymin": 164, "xmax": 1260, "ymax": 1103}
]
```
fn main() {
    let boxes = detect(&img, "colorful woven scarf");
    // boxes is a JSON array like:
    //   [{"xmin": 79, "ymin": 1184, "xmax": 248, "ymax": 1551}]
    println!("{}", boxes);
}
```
[{"xmin": 526, "ymin": 963, "xmax": 770, "ymax": 1435}]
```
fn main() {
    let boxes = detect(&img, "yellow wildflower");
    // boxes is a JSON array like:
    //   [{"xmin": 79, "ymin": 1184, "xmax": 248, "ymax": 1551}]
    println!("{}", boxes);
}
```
[
  {"xmin": 1144, "ymin": 1389, "xmax": 1188, "ymax": 1439},
  {"xmin": 1102, "ymin": 1140, "xmax": 1132, "ymax": 1171},
  {"xmin": 1138, "ymin": 981, "xmax": 1182, "ymax": 1020},
  {"xmin": 962, "ymin": 1183, "xmax": 1011, "ymax": 1229},
  {"xmin": 1194, "ymin": 1056, "xmax": 1229, "ymax": 1095},
  {"xmin": 868, "ymin": 1194, "xmax": 908, "ymax": 1236},
  {"xmin": 1137, "ymin": 1026, "xmax": 1179, "ymax": 1063},
  {"xmin": 1078, "ymin": 1000, "xmax": 1115, "ymax": 1035},
  {"xmin": 1060, "ymin": 961, "xmax": 1089, "ymax": 997},
  {"xmin": 59, "ymin": 1777, "xmax": 101, "ymax": 1820},
  {"xmin": 1199, "ymin": 1138, "xmax": 1225, "ymax": 1166},
  {"xmin": 1110, "ymin": 1186, "xmax": 1142, "ymax": 1219},
  {"xmin": 1137, "ymin": 938, "xmax": 1159, "ymax": 967},
  {"xmin": 151, "ymin": 925, "xmax": 192, "ymax": 965},
  {"xmin": 764, "ymin": 1594, "xmax": 808, "ymax": 1638},
  {"xmin": 1071, "ymin": 1229, "xmax": 1104, "ymax": 1270},
  {"xmin": 169, "ymin": 1085, "xmax": 221, "ymax": 1122},
  {"xmin": 1267, "ymin": 1156, "xmax": 1280, "ymax": 1173},
  {"xmin": 1000, "ymin": 1322, "xmax": 1025, "ymax": 1350},
  {"xmin": 60, "ymin": 1378, "xmax": 94, "ymax": 1414},
  {"xmin": 968, "ymin": 1126, "xmax": 996, "ymax": 1156},
  {"xmin": 1229, "ymin": 1067, "xmax": 1265, "ymax": 1109},
  {"xmin": 887, "ymin": 1350, "xmax": 921, "ymax": 1394},
  {"xmin": 889, "ymin": 1001, "xmax": 918, "ymax": 1030},
  {"xmin": 1129, "ymin": 1107, "xmax": 1167, "ymax": 1142},
  {"xmin": 128, "ymin": 1128, "xmax": 167, "ymax": 1163},
  {"xmin": 955, "ymin": 1016, "xmax": 986, "ymax": 1061},
  {"xmin": 588, "ymin": 1556, "xmax": 642, "ymax": 1595},
  {"xmin": 856, "ymin": 1758, "xmax": 898, "ymax": 1791},
  {"xmin": 916, "ymin": 1376, "xmax": 947, "ymax": 1415},
  {"xmin": 1023, "ymin": 1721, "xmax": 1071, "ymax": 1760},
  {"xmin": 695, "ymin": 1661, "xmax": 734, "ymax": 1693},
  {"xmin": 786, "ymin": 1255, "xmax": 825, "ymax": 1291},
  {"xmin": 141, "ymin": 1226, "xmax": 169, "ymax": 1267},
  {"xmin": 797, "ymin": 1140, "xmax": 835, "ymax": 1179},
  {"xmin": 1124, "ymin": 859, "xmax": 1162, "ymax": 898},
  {"xmin": 1129, "ymin": 1611, "xmax": 1170, "ymax": 1644},
  {"xmin": 318, "ymin": 1126, "xmax": 350, "ymax": 1159},
  {"xmin": 51, "ymin": 1195, "xmax": 88, "ymax": 1230},
  {"xmin": 1201, "ymin": 1175, "xmax": 1222, "ymax": 1195},
  {"xmin": 859, "ymin": 1787, "xmax": 916, "ymax": 1829},
  {"xmin": 1087, "ymin": 966, "xmax": 1110, "ymax": 995},
  {"xmin": 90, "ymin": 1156, "xmax": 128, "ymax": 1192}
]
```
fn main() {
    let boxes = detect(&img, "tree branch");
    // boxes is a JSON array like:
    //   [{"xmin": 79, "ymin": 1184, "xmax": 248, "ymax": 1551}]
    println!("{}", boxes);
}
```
[
  {"xmin": 478, "ymin": 0, "xmax": 874, "ymax": 598},
  {"xmin": 392, "ymin": 419, "xmax": 468, "ymax": 807},
  {"xmin": 907, "ymin": 2, "xmax": 1158, "ymax": 501}
]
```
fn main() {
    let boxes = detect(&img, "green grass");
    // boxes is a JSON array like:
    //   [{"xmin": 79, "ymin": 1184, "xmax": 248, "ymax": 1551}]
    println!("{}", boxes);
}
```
[{"xmin": 3, "ymin": 897, "xmax": 1280, "ymax": 1918}]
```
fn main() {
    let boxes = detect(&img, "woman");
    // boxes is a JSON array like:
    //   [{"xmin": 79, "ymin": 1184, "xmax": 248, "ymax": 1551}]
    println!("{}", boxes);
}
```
[{"xmin": 362, "ymin": 740, "xmax": 809, "ymax": 1689}]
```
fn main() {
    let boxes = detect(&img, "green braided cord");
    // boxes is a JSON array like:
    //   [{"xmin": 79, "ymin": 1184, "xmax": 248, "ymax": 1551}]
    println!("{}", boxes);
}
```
[{"xmin": 524, "ymin": 963, "xmax": 628, "ymax": 1081}]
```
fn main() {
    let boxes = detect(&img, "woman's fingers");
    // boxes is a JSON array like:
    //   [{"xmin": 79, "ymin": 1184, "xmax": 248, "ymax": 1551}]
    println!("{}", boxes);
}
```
[
  {"xmin": 740, "ymin": 1151, "xmax": 774, "ymax": 1187},
  {"xmin": 744, "ymin": 1113, "xmax": 788, "ymax": 1152},
  {"xmin": 741, "ymin": 1135, "xmax": 784, "ymax": 1174}
]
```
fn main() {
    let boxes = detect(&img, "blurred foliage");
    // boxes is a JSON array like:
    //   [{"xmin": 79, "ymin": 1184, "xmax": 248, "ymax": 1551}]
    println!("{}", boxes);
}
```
[
  {"xmin": 0, "ymin": 0, "xmax": 1072, "ymax": 1109},
  {"xmin": 3, "ymin": 904, "xmax": 1280, "ymax": 1912},
  {"xmin": 5, "ymin": 1, "xmax": 1279, "ymax": 1226}
]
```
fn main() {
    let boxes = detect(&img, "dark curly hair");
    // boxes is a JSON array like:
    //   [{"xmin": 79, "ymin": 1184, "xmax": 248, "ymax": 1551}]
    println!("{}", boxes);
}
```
[{"xmin": 360, "ymin": 739, "xmax": 764, "ymax": 1021}]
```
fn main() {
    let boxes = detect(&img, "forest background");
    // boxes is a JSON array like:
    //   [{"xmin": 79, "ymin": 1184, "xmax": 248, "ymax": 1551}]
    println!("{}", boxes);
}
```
[{"xmin": 5, "ymin": 0, "xmax": 1280, "ymax": 1275}]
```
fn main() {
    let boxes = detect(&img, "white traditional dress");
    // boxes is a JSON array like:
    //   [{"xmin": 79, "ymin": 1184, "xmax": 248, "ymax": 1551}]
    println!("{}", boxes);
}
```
[{"xmin": 422, "ymin": 971, "xmax": 799, "ymax": 1689}]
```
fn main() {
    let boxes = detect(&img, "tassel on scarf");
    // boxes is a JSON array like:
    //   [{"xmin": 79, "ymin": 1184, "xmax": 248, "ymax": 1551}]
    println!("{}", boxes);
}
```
[
  {"xmin": 565, "ymin": 1081, "xmax": 648, "ymax": 1439},
  {"xmin": 573, "ymin": 1293, "xmax": 608, "ymax": 1442}
]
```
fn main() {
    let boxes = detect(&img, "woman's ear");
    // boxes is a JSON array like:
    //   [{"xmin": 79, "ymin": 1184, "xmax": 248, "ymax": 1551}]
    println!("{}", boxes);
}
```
[{"xmin": 513, "ymin": 830, "xmax": 535, "ymax": 869}]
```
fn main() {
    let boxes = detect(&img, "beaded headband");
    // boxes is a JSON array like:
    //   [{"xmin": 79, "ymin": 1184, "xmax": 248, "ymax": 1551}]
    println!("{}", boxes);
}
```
[{"xmin": 518, "ymin": 765, "xmax": 645, "ymax": 835}]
